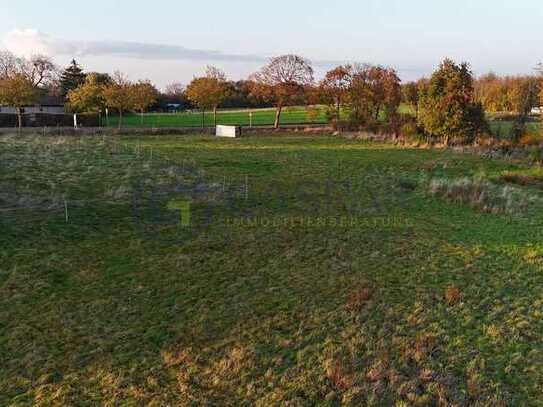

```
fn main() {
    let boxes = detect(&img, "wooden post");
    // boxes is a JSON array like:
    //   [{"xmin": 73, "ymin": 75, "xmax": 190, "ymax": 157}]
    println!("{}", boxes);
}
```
[{"xmin": 64, "ymin": 196, "xmax": 69, "ymax": 223}]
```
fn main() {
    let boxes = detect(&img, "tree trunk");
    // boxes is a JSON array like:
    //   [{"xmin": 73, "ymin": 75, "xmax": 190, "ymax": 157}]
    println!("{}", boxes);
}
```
[
  {"xmin": 118, "ymin": 109, "xmax": 123, "ymax": 129},
  {"xmin": 336, "ymin": 99, "xmax": 341, "ymax": 122},
  {"xmin": 213, "ymin": 107, "xmax": 217, "ymax": 127},
  {"xmin": 274, "ymin": 105, "xmax": 283, "ymax": 129},
  {"xmin": 16, "ymin": 108, "xmax": 22, "ymax": 129},
  {"xmin": 140, "ymin": 110, "xmax": 144, "ymax": 126},
  {"xmin": 201, "ymin": 109, "xmax": 205, "ymax": 129}
]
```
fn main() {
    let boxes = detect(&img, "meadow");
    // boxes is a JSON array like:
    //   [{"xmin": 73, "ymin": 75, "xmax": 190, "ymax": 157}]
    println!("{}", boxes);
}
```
[{"xmin": 2, "ymin": 133, "xmax": 543, "ymax": 405}]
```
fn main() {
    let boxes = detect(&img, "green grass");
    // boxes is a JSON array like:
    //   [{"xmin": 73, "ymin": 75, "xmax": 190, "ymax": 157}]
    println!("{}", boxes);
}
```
[
  {"xmin": 489, "ymin": 121, "xmax": 541, "ymax": 139},
  {"xmin": 2, "ymin": 134, "xmax": 543, "ymax": 405},
  {"xmin": 108, "ymin": 106, "xmax": 328, "ymax": 128},
  {"xmin": 108, "ymin": 104, "xmax": 417, "ymax": 128}
]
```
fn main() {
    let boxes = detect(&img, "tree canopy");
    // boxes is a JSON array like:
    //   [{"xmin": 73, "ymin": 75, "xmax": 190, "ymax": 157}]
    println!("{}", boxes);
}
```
[
  {"xmin": 0, "ymin": 73, "xmax": 39, "ymax": 127},
  {"xmin": 251, "ymin": 55, "xmax": 314, "ymax": 128},
  {"xmin": 418, "ymin": 59, "xmax": 487, "ymax": 145}
]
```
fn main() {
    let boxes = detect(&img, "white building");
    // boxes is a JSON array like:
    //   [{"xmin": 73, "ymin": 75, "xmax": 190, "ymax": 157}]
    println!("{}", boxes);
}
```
[
  {"xmin": 0, "ymin": 96, "xmax": 65, "ymax": 115},
  {"xmin": 531, "ymin": 107, "xmax": 542, "ymax": 115}
]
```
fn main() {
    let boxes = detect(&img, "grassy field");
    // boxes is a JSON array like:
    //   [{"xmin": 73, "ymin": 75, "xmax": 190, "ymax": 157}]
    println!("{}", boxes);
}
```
[
  {"xmin": 108, "ymin": 106, "xmax": 329, "ymax": 128},
  {"xmin": 488, "ymin": 120, "xmax": 541, "ymax": 139},
  {"xmin": 106, "ymin": 104, "xmax": 417, "ymax": 129},
  {"xmin": 2, "ymin": 134, "xmax": 543, "ymax": 405}
]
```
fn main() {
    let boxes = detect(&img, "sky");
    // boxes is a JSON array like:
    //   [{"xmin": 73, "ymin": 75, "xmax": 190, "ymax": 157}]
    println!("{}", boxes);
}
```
[{"xmin": 1, "ymin": 0, "xmax": 542, "ymax": 89}]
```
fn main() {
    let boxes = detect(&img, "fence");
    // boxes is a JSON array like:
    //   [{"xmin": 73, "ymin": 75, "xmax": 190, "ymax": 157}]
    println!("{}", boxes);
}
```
[{"xmin": 0, "ymin": 113, "xmax": 100, "ymax": 128}]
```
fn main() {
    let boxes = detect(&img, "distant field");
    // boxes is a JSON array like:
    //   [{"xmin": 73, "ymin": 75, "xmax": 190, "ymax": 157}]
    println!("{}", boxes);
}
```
[
  {"xmin": 108, "ymin": 106, "xmax": 328, "ymax": 128},
  {"xmin": 108, "ymin": 104, "xmax": 416, "ymax": 128},
  {"xmin": 107, "ymin": 105, "xmax": 542, "ymax": 141}
]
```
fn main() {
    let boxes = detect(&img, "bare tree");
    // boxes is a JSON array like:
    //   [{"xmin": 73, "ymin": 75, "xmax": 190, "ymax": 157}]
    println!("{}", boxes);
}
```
[
  {"xmin": 0, "ymin": 50, "xmax": 21, "ymax": 80},
  {"xmin": 165, "ymin": 82, "xmax": 185, "ymax": 98},
  {"xmin": 21, "ymin": 55, "xmax": 57, "ymax": 87},
  {"xmin": 251, "ymin": 55, "xmax": 314, "ymax": 128},
  {"xmin": 0, "ymin": 51, "xmax": 57, "ymax": 90}
]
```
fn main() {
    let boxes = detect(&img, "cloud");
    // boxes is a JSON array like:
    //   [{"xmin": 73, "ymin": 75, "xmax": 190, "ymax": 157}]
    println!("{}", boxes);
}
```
[
  {"xmin": 1, "ymin": 28, "xmax": 265, "ymax": 63},
  {"xmin": 0, "ymin": 29, "xmax": 424, "ymax": 82}
]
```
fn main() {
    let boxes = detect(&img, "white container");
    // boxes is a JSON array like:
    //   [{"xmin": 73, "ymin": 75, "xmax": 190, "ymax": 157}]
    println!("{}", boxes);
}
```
[{"xmin": 216, "ymin": 125, "xmax": 241, "ymax": 138}]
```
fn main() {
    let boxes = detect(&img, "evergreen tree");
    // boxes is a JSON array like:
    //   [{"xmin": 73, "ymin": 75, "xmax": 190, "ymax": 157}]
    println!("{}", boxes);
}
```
[
  {"xmin": 59, "ymin": 59, "xmax": 86, "ymax": 97},
  {"xmin": 418, "ymin": 59, "xmax": 488, "ymax": 145}
]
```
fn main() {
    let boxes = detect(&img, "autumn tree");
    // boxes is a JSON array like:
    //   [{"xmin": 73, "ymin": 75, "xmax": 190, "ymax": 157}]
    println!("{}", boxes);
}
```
[
  {"xmin": 250, "ymin": 55, "xmax": 314, "ymax": 128},
  {"xmin": 186, "ymin": 67, "xmax": 228, "ymax": 127},
  {"xmin": 418, "ymin": 59, "xmax": 487, "ymax": 145},
  {"xmin": 401, "ymin": 81, "xmax": 420, "ymax": 117},
  {"xmin": 320, "ymin": 65, "xmax": 352, "ymax": 122},
  {"xmin": 475, "ymin": 73, "xmax": 541, "ymax": 115},
  {"xmin": 0, "ymin": 73, "xmax": 38, "ymax": 128},
  {"xmin": 102, "ymin": 72, "xmax": 134, "ymax": 129},
  {"xmin": 131, "ymin": 80, "xmax": 159, "ymax": 124},
  {"xmin": 67, "ymin": 73, "xmax": 106, "ymax": 113},
  {"xmin": 186, "ymin": 77, "xmax": 214, "ymax": 128},
  {"xmin": 86, "ymin": 72, "xmax": 112, "ymax": 86},
  {"xmin": 204, "ymin": 66, "xmax": 228, "ymax": 126},
  {"xmin": 347, "ymin": 64, "xmax": 401, "ymax": 126}
]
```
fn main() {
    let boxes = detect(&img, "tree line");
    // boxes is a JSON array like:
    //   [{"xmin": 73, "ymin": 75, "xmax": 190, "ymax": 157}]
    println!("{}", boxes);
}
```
[{"xmin": 0, "ymin": 49, "xmax": 542, "ymax": 144}]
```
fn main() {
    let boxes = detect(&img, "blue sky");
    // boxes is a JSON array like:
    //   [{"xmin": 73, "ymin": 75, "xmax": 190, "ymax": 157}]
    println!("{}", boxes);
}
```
[{"xmin": 1, "ymin": 0, "xmax": 542, "ymax": 88}]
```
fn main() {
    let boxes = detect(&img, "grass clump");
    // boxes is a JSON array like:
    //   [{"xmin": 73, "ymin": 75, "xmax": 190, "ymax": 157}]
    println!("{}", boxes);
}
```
[{"xmin": 427, "ymin": 176, "xmax": 538, "ymax": 215}]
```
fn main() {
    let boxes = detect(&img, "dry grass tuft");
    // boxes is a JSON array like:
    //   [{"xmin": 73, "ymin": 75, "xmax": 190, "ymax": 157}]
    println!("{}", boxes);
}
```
[
  {"xmin": 501, "ymin": 171, "xmax": 540, "ymax": 186},
  {"xmin": 345, "ymin": 285, "xmax": 373, "ymax": 312},
  {"xmin": 444, "ymin": 285, "xmax": 461, "ymax": 306},
  {"xmin": 427, "ymin": 176, "xmax": 538, "ymax": 215},
  {"xmin": 326, "ymin": 361, "xmax": 353, "ymax": 390},
  {"xmin": 401, "ymin": 333, "xmax": 437, "ymax": 363}
]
